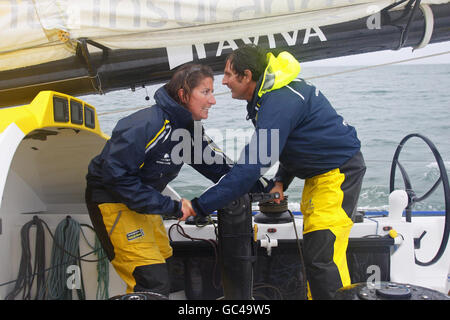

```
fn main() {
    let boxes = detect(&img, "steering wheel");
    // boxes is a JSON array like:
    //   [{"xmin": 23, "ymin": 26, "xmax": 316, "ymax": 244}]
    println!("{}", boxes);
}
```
[{"xmin": 389, "ymin": 133, "xmax": 450, "ymax": 266}]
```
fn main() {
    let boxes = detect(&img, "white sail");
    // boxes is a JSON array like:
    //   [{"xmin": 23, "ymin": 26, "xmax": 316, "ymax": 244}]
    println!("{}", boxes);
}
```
[{"xmin": 1, "ymin": 0, "xmax": 448, "ymax": 72}]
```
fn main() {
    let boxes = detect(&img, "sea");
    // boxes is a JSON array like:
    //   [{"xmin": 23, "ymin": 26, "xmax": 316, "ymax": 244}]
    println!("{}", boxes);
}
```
[{"xmin": 80, "ymin": 64, "xmax": 450, "ymax": 213}]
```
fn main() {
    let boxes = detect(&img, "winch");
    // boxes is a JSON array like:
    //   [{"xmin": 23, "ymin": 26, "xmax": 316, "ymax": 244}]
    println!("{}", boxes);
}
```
[
  {"xmin": 254, "ymin": 196, "xmax": 293, "ymax": 224},
  {"xmin": 334, "ymin": 282, "xmax": 450, "ymax": 300}
]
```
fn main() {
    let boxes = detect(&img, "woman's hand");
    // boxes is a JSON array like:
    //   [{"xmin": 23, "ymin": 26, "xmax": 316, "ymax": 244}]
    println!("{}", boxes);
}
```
[{"xmin": 180, "ymin": 198, "xmax": 196, "ymax": 221}]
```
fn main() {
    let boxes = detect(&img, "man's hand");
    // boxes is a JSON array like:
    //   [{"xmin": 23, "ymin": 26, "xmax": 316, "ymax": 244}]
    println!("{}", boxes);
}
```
[
  {"xmin": 180, "ymin": 198, "xmax": 196, "ymax": 221},
  {"xmin": 269, "ymin": 181, "xmax": 284, "ymax": 204}
]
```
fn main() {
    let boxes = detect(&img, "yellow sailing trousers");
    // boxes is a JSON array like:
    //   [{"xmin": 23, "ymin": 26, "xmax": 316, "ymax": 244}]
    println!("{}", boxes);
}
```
[
  {"xmin": 96, "ymin": 203, "xmax": 172, "ymax": 294},
  {"xmin": 300, "ymin": 168, "xmax": 354, "ymax": 300}
]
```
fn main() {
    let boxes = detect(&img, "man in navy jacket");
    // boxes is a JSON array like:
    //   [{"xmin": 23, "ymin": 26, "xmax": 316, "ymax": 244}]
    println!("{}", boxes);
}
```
[{"xmin": 190, "ymin": 45, "xmax": 366, "ymax": 299}]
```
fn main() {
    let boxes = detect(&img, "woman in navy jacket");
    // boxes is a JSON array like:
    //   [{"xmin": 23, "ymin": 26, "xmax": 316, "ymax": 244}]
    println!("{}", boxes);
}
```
[{"xmin": 86, "ymin": 64, "xmax": 235, "ymax": 296}]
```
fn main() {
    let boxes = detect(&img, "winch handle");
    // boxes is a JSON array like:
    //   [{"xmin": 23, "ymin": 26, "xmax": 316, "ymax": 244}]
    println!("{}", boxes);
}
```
[{"xmin": 248, "ymin": 192, "xmax": 280, "ymax": 204}]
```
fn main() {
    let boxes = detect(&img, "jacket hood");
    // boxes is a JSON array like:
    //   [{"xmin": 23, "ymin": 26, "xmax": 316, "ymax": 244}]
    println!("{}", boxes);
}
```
[
  {"xmin": 257, "ymin": 51, "xmax": 301, "ymax": 97},
  {"xmin": 246, "ymin": 51, "xmax": 301, "ymax": 122}
]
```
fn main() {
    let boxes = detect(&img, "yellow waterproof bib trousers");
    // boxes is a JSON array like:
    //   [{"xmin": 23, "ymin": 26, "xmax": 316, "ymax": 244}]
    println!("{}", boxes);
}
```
[
  {"xmin": 86, "ymin": 196, "xmax": 173, "ymax": 295},
  {"xmin": 300, "ymin": 151, "xmax": 366, "ymax": 299}
]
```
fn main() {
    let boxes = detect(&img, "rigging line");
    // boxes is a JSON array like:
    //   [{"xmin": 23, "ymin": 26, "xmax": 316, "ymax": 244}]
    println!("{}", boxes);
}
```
[
  {"xmin": 0, "ymin": 39, "xmax": 66, "ymax": 55},
  {"xmin": 96, "ymin": 49, "xmax": 450, "ymax": 117},
  {"xmin": 97, "ymin": 105, "xmax": 152, "ymax": 116},
  {"xmin": 304, "ymin": 50, "xmax": 450, "ymax": 80},
  {"xmin": 383, "ymin": 0, "xmax": 411, "ymax": 12}
]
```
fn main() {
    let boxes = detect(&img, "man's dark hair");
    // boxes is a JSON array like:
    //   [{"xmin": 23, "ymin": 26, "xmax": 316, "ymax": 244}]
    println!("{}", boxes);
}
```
[
  {"xmin": 226, "ymin": 45, "xmax": 268, "ymax": 81},
  {"xmin": 165, "ymin": 63, "xmax": 214, "ymax": 106}
]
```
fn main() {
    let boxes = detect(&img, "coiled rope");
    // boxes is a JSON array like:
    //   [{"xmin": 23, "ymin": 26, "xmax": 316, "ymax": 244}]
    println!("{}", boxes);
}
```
[
  {"xmin": 47, "ymin": 216, "xmax": 85, "ymax": 300},
  {"xmin": 5, "ymin": 216, "xmax": 46, "ymax": 300},
  {"xmin": 3, "ymin": 215, "xmax": 110, "ymax": 300}
]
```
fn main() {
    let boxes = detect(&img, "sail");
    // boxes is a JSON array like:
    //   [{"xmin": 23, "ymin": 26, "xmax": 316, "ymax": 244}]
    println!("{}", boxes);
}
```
[{"xmin": 1, "ymin": 0, "xmax": 450, "ymax": 107}]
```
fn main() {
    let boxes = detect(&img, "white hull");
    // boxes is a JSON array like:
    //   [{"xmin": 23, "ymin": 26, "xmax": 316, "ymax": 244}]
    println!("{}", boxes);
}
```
[
  {"xmin": 1, "ymin": 211, "xmax": 449, "ymax": 299},
  {"xmin": 1, "ymin": 94, "xmax": 448, "ymax": 300}
]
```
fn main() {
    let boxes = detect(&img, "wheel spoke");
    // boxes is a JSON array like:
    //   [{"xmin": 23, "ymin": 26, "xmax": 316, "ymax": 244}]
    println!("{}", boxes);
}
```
[
  {"xmin": 415, "ymin": 177, "xmax": 442, "ymax": 202},
  {"xmin": 396, "ymin": 160, "xmax": 413, "ymax": 191}
]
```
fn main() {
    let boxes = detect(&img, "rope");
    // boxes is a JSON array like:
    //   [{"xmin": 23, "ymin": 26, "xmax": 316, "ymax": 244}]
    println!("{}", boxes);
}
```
[
  {"xmin": 95, "ymin": 236, "xmax": 110, "ymax": 300},
  {"xmin": 168, "ymin": 220, "xmax": 221, "ymax": 289},
  {"xmin": 287, "ymin": 210, "xmax": 308, "ymax": 300},
  {"xmin": 0, "ymin": 217, "xmax": 109, "ymax": 300},
  {"xmin": 5, "ymin": 216, "xmax": 46, "ymax": 300},
  {"xmin": 46, "ymin": 216, "xmax": 85, "ymax": 300},
  {"xmin": 42, "ymin": 216, "xmax": 109, "ymax": 300}
]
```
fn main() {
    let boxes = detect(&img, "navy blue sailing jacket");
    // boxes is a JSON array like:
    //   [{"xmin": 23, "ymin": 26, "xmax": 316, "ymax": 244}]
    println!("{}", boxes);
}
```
[
  {"xmin": 86, "ymin": 86, "xmax": 234, "ymax": 217},
  {"xmin": 193, "ymin": 52, "xmax": 361, "ymax": 216}
]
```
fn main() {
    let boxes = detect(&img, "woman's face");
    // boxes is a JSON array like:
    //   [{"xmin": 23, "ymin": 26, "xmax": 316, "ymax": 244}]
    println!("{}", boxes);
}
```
[{"xmin": 181, "ymin": 77, "xmax": 216, "ymax": 121}]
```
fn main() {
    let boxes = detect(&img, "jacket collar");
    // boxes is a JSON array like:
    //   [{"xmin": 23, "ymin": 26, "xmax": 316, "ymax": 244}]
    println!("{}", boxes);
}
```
[
  {"xmin": 154, "ymin": 85, "xmax": 193, "ymax": 128},
  {"xmin": 246, "ymin": 51, "xmax": 301, "ymax": 122},
  {"xmin": 246, "ymin": 77, "xmax": 262, "ymax": 122}
]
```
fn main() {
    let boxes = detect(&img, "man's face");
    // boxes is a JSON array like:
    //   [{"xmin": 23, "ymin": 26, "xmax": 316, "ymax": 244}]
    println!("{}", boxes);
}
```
[{"xmin": 222, "ymin": 59, "xmax": 255, "ymax": 101}]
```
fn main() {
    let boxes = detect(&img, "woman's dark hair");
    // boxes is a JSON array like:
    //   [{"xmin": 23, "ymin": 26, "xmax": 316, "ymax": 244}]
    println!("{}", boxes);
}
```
[
  {"xmin": 165, "ymin": 63, "xmax": 214, "ymax": 106},
  {"xmin": 225, "ymin": 44, "xmax": 268, "ymax": 81}
]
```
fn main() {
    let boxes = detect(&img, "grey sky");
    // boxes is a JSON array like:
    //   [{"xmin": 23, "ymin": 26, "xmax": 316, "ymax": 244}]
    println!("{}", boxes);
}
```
[{"xmin": 303, "ymin": 41, "xmax": 450, "ymax": 66}]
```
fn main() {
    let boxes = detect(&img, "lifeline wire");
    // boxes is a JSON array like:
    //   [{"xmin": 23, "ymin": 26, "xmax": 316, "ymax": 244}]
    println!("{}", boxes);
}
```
[
  {"xmin": 96, "ymin": 50, "xmax": 450, "ymax": 117},
  {"xmin": 304, "ymin": 50, "xmax": 450, "ymax": 80}
]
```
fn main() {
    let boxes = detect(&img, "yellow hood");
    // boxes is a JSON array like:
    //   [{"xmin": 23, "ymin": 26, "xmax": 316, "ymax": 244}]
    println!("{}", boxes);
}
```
[{"xmin": 257, "ymin": 51, "xmax": 301, "ymax": 97}]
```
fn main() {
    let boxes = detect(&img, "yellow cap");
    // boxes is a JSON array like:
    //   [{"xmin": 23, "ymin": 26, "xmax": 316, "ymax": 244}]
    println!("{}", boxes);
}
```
[{"xmin": 388, "ymin": 229, "xmax": 398, "ymax": 239}]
